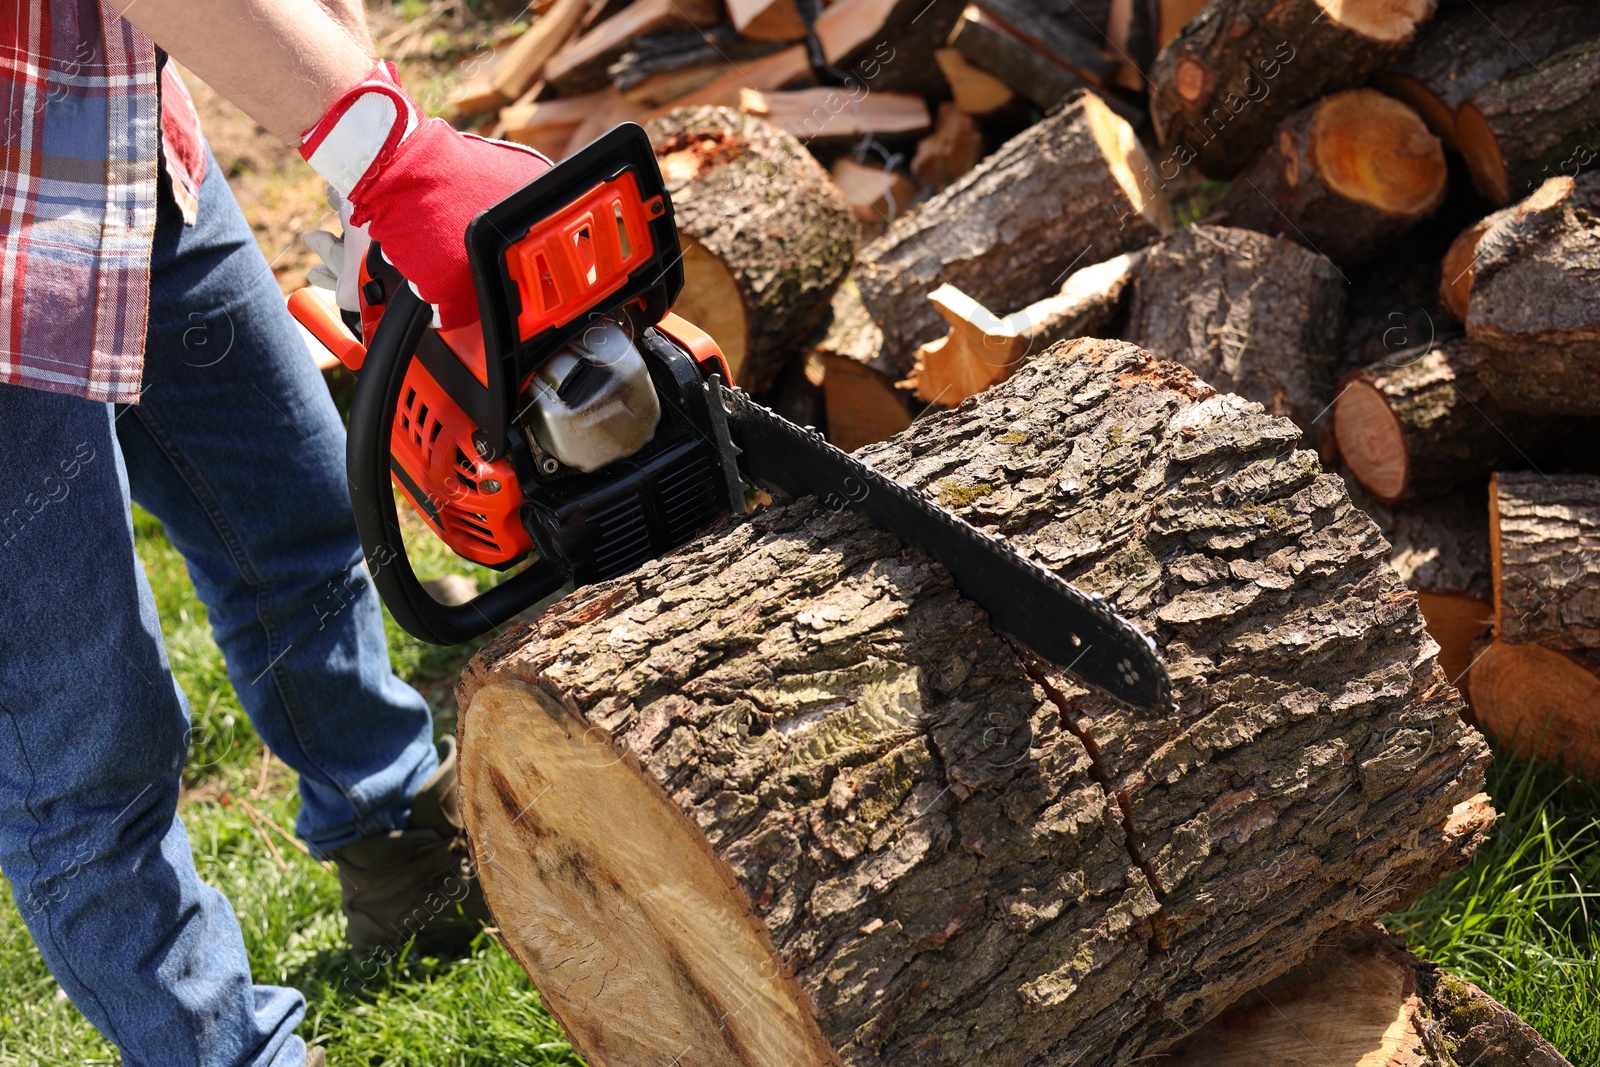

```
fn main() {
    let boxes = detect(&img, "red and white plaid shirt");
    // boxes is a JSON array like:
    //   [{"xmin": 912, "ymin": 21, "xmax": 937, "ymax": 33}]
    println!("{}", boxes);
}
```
[{"xmin": 1, "ymin": 0, "xmax": 205, "ymax": 404}]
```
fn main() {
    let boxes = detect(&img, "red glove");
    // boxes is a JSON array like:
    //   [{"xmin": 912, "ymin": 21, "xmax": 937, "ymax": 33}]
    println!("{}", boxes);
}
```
[{"xmin": 299, "ymin": 62, "xmax": 552, "ymax": 330}]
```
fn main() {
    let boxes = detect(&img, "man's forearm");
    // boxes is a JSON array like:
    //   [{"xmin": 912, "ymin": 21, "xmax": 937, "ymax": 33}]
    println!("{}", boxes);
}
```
[{"xmin": 110, "ymin": 0, "xmax": 377, "ymax": 143}]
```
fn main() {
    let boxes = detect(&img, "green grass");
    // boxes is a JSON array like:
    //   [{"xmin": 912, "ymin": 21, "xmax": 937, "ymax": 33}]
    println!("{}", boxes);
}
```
[
  {"xmin": 1387, "ymin": 756, "xmax": 1600, "ymax": 1065},
  {"xmin": 0, "ymin": 505, "xmax": 1594, "ymax": 1065}
]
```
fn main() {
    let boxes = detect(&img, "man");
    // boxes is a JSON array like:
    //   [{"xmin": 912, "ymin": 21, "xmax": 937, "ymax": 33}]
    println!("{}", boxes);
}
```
[{"xmin": 0, "ymin": 1, "xmax": 551, "ymax": 1063}]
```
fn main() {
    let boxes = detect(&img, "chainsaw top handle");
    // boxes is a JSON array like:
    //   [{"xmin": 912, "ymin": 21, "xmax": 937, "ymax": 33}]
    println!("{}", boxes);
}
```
[{"xmin": 347, "ymin": 122, "xmax": 685, "ymax": 645}]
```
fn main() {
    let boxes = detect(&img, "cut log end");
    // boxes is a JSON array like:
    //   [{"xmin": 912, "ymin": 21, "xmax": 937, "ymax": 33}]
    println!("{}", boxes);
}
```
[
  {"xmin": 1470, "ymin": 640, "xmax": 1600, "ymax": 779},
  {"xmin": 1439, "ymin": 219, "xmax": 1487, "ymax": 322},
  {"xmin": 1415, "ymin": 590, "xmax": 1493, "ymax": 703},
  {"xmin": 1310, "ymin": 89, "xmax": 1447, "ymax": 217},
  {"xmin": 1456, "ymin": 102, "xmax": 1511, "ymax": 206},
  {"xmin": 675, "ymin": 234, "xmax": 752, "ymax": 381},
  {"xmin": 463, "ymin": 679, "xmax": 834, "ymax": 1066},
  {"xmin": 1333, "ymin": 379, "xmax": 1408, "ymax": 503},
  {"xmin": 1086, "ymin": 91, "xmax": 1177, "ymax": 234},
  {"xmin": 1310, "ymin": 0, "xmax": 1434, "ymax": 42}
]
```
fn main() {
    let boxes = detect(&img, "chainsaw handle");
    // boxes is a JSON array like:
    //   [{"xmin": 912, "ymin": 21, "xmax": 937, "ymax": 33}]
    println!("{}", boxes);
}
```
[{"xmin": 349, "ymin": 284, "xmax": 567, "ymax": 646}]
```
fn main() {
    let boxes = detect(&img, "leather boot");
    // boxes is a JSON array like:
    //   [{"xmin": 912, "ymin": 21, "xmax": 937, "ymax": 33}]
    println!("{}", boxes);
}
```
[{"xmin": 330, "ymin": 736, "xmax": 490, "ymax": 958}]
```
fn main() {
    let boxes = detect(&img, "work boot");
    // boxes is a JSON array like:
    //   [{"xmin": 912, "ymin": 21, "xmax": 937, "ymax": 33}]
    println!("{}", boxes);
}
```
[
  {"xmin": 331, "ymin": 736, "xmax": 490, "ymax": 958},
  {"xmin": 307, "ymin": 1048, "xmax": 326, "ymax": 1067}
]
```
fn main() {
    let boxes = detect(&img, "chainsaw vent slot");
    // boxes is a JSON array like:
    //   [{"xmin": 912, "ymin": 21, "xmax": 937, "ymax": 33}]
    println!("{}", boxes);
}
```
[
  {"xmin": 573, "ymin": 224, "xmax": 597, "ymax": 286},
  {"xmin": 657, "ymin": 452, "xmax": 720, "ymax": 542},
  {"xmin": 589, "ymin": 495, "xmax": 652, "ymax": 577},
  {"xmin": 444, "ymin": 510, "xmax": 500, "ymax": 553},
  {"xmin": 398, "ymin": 387, "xmax": 443, "ymax": 463}
]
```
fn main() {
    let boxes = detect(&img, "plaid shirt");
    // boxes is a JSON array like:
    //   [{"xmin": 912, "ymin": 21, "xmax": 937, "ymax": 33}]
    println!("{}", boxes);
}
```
[{"xmin": 1, "ymin": 1, "xmax": 206, "ymax": 404}]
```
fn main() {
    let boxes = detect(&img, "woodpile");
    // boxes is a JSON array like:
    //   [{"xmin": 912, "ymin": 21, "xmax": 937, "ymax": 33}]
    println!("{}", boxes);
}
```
[{"xmin": 433, "ymin": 0, "xmax": 1600, "ymax": 1059}]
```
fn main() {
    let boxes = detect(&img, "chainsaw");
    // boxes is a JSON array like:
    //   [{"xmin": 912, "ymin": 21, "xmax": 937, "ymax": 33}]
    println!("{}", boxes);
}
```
[{"xmin": 288, "ymin": 123, "xmax": 1170, "ymax": 712}]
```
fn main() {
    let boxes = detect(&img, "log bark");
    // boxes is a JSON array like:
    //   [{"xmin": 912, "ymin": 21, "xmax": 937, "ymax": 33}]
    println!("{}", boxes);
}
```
[
  {"xmin": 1148, "ymin": 0, "xmax": 1436, "ymax": 178},
  {"xmin": 609, "ymin": 27, "xmax": 788, "ymax": 104},
  {"xmin": 947, "ymin": 6, "xmax": 1095, "ymax": 113},
  {"xmin": 856, "ymin": 90, "xmax": 1173, "ymax": 374},
  {"xmin": 457, "ymin": 337, "xmax": 1493, "ymax": 1067},
  {"xmin": 1154, "ymin": 923, "xmax": 1570, "ymax": 1067},
  {"xmin": 1491, "ymin": 471, "xmax": 1600, "ymax": 649},
  {"xmin": 647, "ymin": 107, "xmax": 859, "ymax": 394},
  {"xmin": 1462, "ymin": 174, "xmax": 1600, "ymax": 415},
  {"xmin": 1457, "ymin": 37, "xmax": 1600, "ymax": 206},
  {"xmin": 1204, "ymin": 89, "xmax": 1448, "ymax": 266},
  {"xmin": 1373, "ymin": 0, "xmax": 1600, "ymax": 153},
  {"xmin": 1122, "ymin": 224, "xmax": 1345, "ymax": 434},
  {"xmin": 1333, "ymin": 338, "xmax": 1546, "ymax": 504},
  {"xmin": 1344, "ymin": 484, "xmax": 1494, "ymax": 708}
]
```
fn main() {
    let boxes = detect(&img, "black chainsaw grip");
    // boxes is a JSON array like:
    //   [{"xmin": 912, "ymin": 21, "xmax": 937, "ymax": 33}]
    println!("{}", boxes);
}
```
[{"xmin": 348, "ymin": 283, "xmax": 566, "ymax": 646}]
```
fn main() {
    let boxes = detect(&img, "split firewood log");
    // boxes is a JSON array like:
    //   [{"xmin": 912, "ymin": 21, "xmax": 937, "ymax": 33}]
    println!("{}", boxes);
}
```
[
  {"xmin": 737, "ymin": 88, "xmax": 932, "ymax": 142},
  {"xmin": 1204, "ymin": 89, "xmax": 1448, "ymax": 266},
  {"xmin": 812, "ymin": 0, "xmax": 965, "ymax": 96},
  {"xmin": 727, "ymin": 0, "xmax": 808, "ymax": 42},
  {"xmin": 608, "ymin": 27, "xmax": 789, "ymax": 106},
  {"xmin": 499, "ymin": 89, "xmax": 604, "ymax": 157},
  {"xmin": 1374, "ymin": 0, "xmax": 1600, "ymax": 152},
  {"xmin": 449, "ymin": 0, "xmax": 589, "ymax": 115},
  {"xmin": 544, "ymin": 0, "xmax": 721, "ymax": 96},
  {"xmin": 642, "ymin": 44, "xmax": 814, "ymax": 119},
  {"xmin": 829, "ymin": 158, "xmax": 918, "ymax": 233},
  {"xmin": 908, "ymin": 250, "xmax": 1142, "ymax": 405},
  {"xmin": 1457, "ymin": 37, "xmax": 1600, "ymax": 206},
  {"xmin": 1345, "ymin": 484, "xmax": 1494, "ymax": 708},
  {"xmin": 933, "ymin": 47, "xmax": 1016, "ymax": 116},
  {"xmin": 807, "ymin": 280, "xmax": 912, "ymax": 452},
  {"xmin": 1472, "ymin": 472, "xmax": 1600, "ymax": 779},
  {"xmin": 456, "ymin": 337, "xmax": 1492, "ymax": 1067},
  {"xmin": 1148, "ymin": 0, "xmax": 1437, "ymax": 179},
  {"xmin": 856, "ymin": 89, "xmax": 1173, "ymax": 374},
  {"xmin": 1333, "ymin": 338, "xmax": 1548, "ymax": 505},
  {"xmin": 646, "ymin": 107, "xmax": 858, "ymax": 393},
  {"xmin": 910, "ymin": 102, "xmax": 984, "ymax": 193},
  {"xmin": 1153, "ymin": 923, "xmax": 1570, "ymax": 1067},
  {"xmin": 1122, "ymin": 225, "xmax": 1345, "ymax": 434},
  {"xmin": 945, "ymin": 3, "xmax": 1113, "ymax": 114},
  {"xmin": 1451, "ymin": 174, "xmax": 1600, "ymax": 415}
]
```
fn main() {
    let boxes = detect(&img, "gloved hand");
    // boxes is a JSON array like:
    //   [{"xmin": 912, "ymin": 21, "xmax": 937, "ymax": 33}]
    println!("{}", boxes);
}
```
[
  {"xmin": 298, "ymin": 61, "xmax": 552, "ymax": 330},
  {"xmin": 302, "ymin": 184, "xmax": 370, "ymax": 313}
]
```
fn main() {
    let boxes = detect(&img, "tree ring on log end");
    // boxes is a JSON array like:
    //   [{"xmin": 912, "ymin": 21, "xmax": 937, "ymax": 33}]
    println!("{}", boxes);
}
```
[
  {"xmin": 1309, "ymin": 90, "xmax": 1446, "ymax": 217},
  {"xmin": 1085, "ymin": 92, "xmax": 1176, "ymax": 233},
  {"xmin": 1333, "ymin": 379, "xmax": 1408, "ymax": 503},
  {"xmin": 1456, "ymin": 103, "xmax": 1510, "ymax": 206},
  {"xmin": 460, "ymin": 679, "xmax": 835, "ymax": 1067},
  {"xmin": 1311, "ymin": 0, "xmax": 1433, "ymax": 42},
  {"xmin": 1173, "ymin": 55, "xmax": 1211, "ymax": 105},
  {"xmin": 1469, "ymin": 640, "xmax": 1600, "ymax": 779}
]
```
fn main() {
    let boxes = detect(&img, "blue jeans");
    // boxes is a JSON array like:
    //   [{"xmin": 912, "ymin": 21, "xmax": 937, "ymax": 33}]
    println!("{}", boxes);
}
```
[{"xmin": 0, "ymin": 145, "xmax": 437, "ymax": 1066}]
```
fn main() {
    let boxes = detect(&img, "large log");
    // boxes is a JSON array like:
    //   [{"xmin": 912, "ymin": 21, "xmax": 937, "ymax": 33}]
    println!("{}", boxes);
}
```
[
  {"xmin": 1154, "ymin": 923, "xmax": 1570, "ymax": 1067},
  {"xmin": 647, "ymin": 107, "xmax": 859, "ymax": 394},
  {"xmin": 1333, "ymin": 338, "xmax": 1546, "ymax": 505},
  {"xmin": 1122, "ymin": 224, "xmax": 1345, "ymax": 434},
  {"xmin": 1459, "ymin": 174, "xmax": 1600, "ymax": 415},
  {"xmin": 855, "ymin": 90, "xmax": 1173, "ymax": 374},
  {"xmin": 1373, "ymin": 0, "xmax": 1600, "ymax": 152},
  {"xmin": 1204, "ymin": 89, "xmax": 1448, "ymax": 266},
  {"xmin": 1457, "ymin": 37, "xmax": 1600, "ymax": 206},
  {"xmin": 1147, "ymin": 0, "xmax": 1437, "ymax": 178},
  {"xmin": 457, "ymin": 337, "xmax": 1493, "ymax": 1067}
]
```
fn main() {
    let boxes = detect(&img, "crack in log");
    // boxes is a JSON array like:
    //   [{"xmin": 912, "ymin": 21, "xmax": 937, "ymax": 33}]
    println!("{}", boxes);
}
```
[{"xmin": 1015, "ymin": 647, "xmax": 1172, "ymax": 962}]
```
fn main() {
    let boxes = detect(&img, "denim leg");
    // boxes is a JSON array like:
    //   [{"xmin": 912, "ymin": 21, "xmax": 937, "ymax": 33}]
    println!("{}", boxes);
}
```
[
  {"xmin": 0, "ymin": 386, "xmax": 306, "ymax": 1067},
  {"xmin": 115, "ymin": 144, "xmax": 436, "ymax": 856}
]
